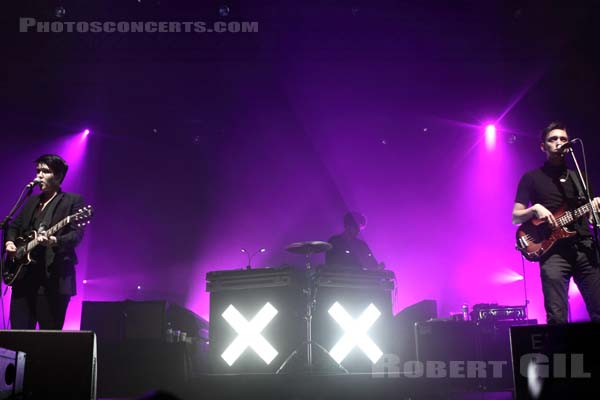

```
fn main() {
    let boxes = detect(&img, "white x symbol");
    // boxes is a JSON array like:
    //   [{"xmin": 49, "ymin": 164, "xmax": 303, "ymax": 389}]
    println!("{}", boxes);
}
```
[
  {"xmin": 221, "ymin": 302, "xmax": 279, "ymax": 366},
  {"xmin": 328, "ymin": 302, "xmax": 383, "ymax": 364}
]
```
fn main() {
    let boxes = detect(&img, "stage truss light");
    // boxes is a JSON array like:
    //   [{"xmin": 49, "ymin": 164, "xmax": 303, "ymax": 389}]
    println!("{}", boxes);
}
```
[
  {"xmin": 221, "ymin": 302, "xmax": 279, "ymax": 366},
  {"xmin": 328, "ymin": 302, "xmax": 383, "ymax": 364},
  {"xmin": 485, "ymin": 124, "xmax": 497, "ymax": 150}
]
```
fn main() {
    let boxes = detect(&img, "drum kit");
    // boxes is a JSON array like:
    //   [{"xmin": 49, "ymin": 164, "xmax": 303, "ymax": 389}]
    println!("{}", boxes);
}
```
[
  {"xmin": 284, "ymin": 240, "xmax": 331, "ymax": 269},
  {"xmin": 275, "ymin": 240, "xmax": 349, "ymax": 374}
]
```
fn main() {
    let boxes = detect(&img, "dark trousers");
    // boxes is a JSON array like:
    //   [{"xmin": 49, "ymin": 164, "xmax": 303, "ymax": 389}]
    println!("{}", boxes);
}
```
[
  {"xmin": 10, "ymin": 292, "xmax": 70, "ymax": 330},
  {"xmin": 540, "ymin": 238, "xmax": 600, "ymax": 324}
]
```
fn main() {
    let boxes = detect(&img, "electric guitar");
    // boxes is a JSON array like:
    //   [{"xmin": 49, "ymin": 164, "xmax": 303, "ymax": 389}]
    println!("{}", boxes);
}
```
[
  {"xmin": 515, "ymin": 202, "xmax": 596, "ymax": 261},
  {"xmin": 2, "ymin": 205, "xmax": 93, "ymax": 286}
]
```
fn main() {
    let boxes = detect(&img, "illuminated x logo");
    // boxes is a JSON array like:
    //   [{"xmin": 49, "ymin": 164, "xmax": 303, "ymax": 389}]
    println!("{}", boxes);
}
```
[
  {"xmin": 221, "ymin": 302, "xmax": 278, "ymax": 366},
  {"xmin": 328, "ymin": 302, "xmax": 383, "ymax": 364}
]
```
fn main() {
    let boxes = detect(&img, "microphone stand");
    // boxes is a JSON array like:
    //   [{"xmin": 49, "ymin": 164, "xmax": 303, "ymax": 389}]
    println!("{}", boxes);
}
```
[
  {"xmin": 0, "ymin": 184, "xmax": 36, "ymax": 328},
  {"xmin": 564, "ymin": 141, "xmax": 600, "ymax": 259}
]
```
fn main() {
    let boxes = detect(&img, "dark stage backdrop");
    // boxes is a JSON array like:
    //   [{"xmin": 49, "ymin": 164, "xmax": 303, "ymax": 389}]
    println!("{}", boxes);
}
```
[{"xmin": 1, "ymin": 0, "xmax": 599, "ymax": 328}]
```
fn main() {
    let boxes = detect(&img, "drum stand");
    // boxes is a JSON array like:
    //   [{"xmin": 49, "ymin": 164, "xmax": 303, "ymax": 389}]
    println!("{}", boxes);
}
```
[{"xmin": 275, "ymin": 253, "xmax": 349, "ymax": 374}]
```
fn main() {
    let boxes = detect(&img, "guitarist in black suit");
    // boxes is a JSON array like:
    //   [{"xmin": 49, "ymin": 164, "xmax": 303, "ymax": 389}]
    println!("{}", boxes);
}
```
[
  {"xmin": 512, "ymin": 122, "xmax": 600, "ymax": 324},
  {"xmin": 4, "ymin": 154, "xmax": 85, "ymax": 329}
]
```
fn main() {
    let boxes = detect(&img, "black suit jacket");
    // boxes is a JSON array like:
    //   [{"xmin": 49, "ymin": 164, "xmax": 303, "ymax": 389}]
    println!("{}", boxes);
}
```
[{"xmin": 6, "ymin": 191, "xmax": 85, "ymax": 296}]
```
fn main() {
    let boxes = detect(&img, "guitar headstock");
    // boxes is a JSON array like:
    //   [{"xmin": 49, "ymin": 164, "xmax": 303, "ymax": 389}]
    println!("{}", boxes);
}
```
[{"xmin": 74, "ymin": 205, "xmax": 94, "ymax": 227}]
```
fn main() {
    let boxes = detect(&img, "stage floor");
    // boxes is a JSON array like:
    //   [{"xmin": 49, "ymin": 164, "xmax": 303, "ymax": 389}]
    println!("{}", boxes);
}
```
[{"xmin": 114, "ymin": 372, "xmax": 514, "ymax": 400}]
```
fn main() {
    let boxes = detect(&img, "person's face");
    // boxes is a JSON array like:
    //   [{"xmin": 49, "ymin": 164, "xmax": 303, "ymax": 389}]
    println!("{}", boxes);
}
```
[
  {"xmin": 36, "ymin": 163, "xmax": 61, "ymax": 193},
  {"xmin": 540, "ymin": 129, "xmax": 569, "ymax": 160},
  {"xmin": 345, "ymin": 221, "xmax": 360, "ymax": 237}
]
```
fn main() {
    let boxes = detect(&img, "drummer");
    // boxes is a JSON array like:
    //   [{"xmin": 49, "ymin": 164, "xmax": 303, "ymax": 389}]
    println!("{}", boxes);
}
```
[{"xmin": 325, "ymin": 212, "xmax": 384, "ymax": 270}]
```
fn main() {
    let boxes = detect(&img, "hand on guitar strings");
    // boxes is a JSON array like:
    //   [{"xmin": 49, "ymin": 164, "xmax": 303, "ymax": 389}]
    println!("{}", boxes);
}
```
[
  {"xmin": 37, "ymin": 232, "xmax": 58, "ymax": 247},
  {"xmin": 592, "ymin": 197, "xmax": 600, "ymax": 213},
  {"xmin": 532, "ymin": 203, "xmax": 558, "ymax": 229},
  {"xmin": 590, "ymin": 197, "xmax": 600, "ymax": 225}
]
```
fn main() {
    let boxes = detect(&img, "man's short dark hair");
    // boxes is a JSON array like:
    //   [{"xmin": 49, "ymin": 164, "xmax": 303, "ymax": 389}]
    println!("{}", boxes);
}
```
[
  {"xmin": 344, "ymin": 212, "xmax": 366, "ymax": 230},
  {"xmin": 541, "ymin": 121, "xmax": 567, "ymax": 142},
  {"xmin": 35, "ymin": 154, "xmax": 68, "ymax": 183}
]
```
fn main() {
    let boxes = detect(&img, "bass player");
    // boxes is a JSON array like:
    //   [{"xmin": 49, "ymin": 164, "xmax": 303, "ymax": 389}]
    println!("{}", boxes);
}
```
[{"xmin": 512, "ymin": 121, "xmax": 600, "ymax": 324}]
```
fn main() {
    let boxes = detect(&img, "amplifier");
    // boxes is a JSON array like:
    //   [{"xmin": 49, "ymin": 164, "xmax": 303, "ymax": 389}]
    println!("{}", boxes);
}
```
[
  {"xmin": 206, "ymin": 267, "xmax": 302, "ymax": 292},
  {"xmin": 471, "ymin": 303, "xmax": 527, "ymax": 322},
  {"xmin": 314, "ymin": 268, "xmax": 395, "ymax": 291}
]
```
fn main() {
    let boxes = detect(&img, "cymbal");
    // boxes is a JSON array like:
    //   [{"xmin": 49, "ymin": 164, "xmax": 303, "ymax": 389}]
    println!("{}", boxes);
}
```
[{"xmin": 285, "ymin": 241, "xmax": 332, "ymax": 255}]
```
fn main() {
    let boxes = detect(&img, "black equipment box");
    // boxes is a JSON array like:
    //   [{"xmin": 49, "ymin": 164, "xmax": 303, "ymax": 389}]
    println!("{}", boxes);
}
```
[
  {"xmin": 312, "ymin": 268, "xmax": 395, "ymax": 372},
  {"xmin": 206, "ymin": 267, "xmax": 305, "ymax": 373},
  {"xmin": 81, "ymin": 300, "xmax": 208, "ymax": 343}
]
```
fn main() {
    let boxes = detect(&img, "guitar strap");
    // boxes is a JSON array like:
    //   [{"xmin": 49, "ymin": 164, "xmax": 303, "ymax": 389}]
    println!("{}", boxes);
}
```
[
  {"xmin": 569, "ymin": 170, "xmax": 600, "ymax": 265},
  {"xmin": 568, "ymin": 170, "xmax": 587, "ymax": 203}
]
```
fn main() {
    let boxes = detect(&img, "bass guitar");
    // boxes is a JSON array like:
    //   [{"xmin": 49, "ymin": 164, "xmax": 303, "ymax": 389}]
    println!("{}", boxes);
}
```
[
  {"xmin": 515, "ymin": 202, "xmax": 596, "ymax": 261},
  {"xmin": 2, "ymin": 205, "xmax": 93, "ymax": 286}
]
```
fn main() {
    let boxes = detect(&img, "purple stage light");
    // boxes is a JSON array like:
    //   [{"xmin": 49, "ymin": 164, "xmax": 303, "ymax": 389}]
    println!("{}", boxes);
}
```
[
  {"xmin": 493, "ymin": 269, "xmax": 524, "ymax": 284},
  {"xmin": 485, "ymin": 124, "xmax": 496, "ymax": 150},
  {"xmin": 83, "ymin": 279, "xmax": 88, "ymax": 284},
  {"xmin": 568, "ymin": 280, "xmax": 581, "ymax": 296}
]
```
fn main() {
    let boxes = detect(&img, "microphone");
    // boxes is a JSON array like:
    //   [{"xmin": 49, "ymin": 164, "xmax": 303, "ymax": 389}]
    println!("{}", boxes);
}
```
[
  {"xmin": 26, "ymin": 178, "xmax": 42, "ymax": 189},
  {"xmin": 557, "ymin": 139, "xmax": 578, "ymax": 153}
]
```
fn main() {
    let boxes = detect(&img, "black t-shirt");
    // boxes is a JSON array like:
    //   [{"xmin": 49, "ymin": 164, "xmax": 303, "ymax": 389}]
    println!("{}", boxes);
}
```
[
  {"xmin": 325, "ymin": 234, "xmax": 378, "ymax": 270},
  {"xmin": 515, "ymin": 161, "xmax": 590, "ymax": 237}
]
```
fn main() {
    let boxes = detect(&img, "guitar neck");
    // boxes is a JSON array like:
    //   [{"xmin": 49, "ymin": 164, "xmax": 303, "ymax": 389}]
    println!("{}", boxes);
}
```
[
  {"xmin": 25, "ymin": 215, "xmax": 71, "ymax": 253},
  {"xmin": 556, "ymin": 203, "xmax": 594, "ymax": 228}
]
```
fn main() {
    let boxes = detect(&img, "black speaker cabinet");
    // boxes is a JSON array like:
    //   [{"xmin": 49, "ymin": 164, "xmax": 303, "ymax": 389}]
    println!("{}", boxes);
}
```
[
  {"xmin": 81, "ymin": 300, "xmax": 166, "ymax": 343},
  {"xmin": 415, "ymin": 320, "xmax": 481, "ymax": 363},
  {"xmin": 0, "ymin": 330, "xmax": 97, "ymax": 400},
  {"xmin": 414, "ymin": 320, "xmax": 485, "ymax": 390},
  {"xmin": 0, "ymin": 347, "xmax": 25, "ymax": 399},
  {"xmin": 510, "ymin": 322, "xmax": 600, "ymax": 400},
  {"xmin": 206, "ymin": 267, "xmax": 305, "ymax": 373},
  {"xmin": 478, "ymin": 319, "xmax": 537, "ymax": 390},
  {"xmin": 393, "ymin": 300, "xmax": 438, "ymax": 362}
]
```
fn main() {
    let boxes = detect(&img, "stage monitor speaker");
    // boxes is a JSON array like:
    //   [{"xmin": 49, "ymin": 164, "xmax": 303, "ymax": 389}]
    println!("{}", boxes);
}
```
[
  {"xmin": 415, "ymin": 320, "xmax": 481, "ymax": 363},
  {"xmin": 0, "ymin": 330, "xmax": 97, "ymax": 400},
  {"xmin": 81, "ymin": 300, "xmax": 167, "ymax": 342},
  {"xmin": 478, "ymin": 319, "xmax": 537, "ymax": 390},
  {"xmin": 393, "ymin": 300, "xmax": 438, "ymax": 362},
  {"xmin": 510, "ymin": 322, "xmax": 600, "ymax": 400},
  {"xmin": 0, "ymin": 347, "xmax": 25, "ymax": 399},
  {"xmin": 414, "ymin": 320, "xmax": 486, "ymax": 390},
  {"xmin": 395, "ymin": 299, "xmax": 438, "ymax": 324}
]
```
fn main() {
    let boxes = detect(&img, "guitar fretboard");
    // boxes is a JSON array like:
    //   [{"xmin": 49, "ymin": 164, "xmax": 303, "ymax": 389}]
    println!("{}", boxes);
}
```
[
  {"xmin": 556, "ymin": 203, "xmax": 594, "ymax": 227},
  {"xmin": 25, "ymin": 215, "xmax": 71, "ymax": 252}
]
